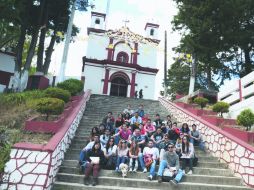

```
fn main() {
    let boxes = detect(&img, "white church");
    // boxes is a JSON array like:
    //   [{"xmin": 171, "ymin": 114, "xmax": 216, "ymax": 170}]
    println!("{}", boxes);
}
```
[{"xmin": 82, "ymin": 12, "xmax": 160, "ymax": 99}]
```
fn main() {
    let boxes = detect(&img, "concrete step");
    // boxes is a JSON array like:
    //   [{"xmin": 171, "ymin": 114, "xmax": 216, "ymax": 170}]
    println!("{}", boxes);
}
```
[
  {"xmin": 56, "ymin": 173, "xmax": 246, "ymax": 189},
  {"xmin": 53, "ymin": 181, "xmax": 251, "ymax": 190},
  {"xmin": 59, "ymin": 166, "xmax": 234, "ymax": 177}
]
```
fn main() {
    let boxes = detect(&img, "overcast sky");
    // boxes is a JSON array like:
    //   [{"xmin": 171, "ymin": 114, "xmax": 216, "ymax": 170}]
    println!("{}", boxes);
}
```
[{"xmin": 49, "ymin": 0, "xmax": 181, "ymax": 97}]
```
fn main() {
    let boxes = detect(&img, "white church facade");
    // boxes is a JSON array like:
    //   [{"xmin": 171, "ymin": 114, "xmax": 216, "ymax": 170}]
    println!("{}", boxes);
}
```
[{"xmin": 82, "ymin": 12, "xmax": 160, "ymax": 99}]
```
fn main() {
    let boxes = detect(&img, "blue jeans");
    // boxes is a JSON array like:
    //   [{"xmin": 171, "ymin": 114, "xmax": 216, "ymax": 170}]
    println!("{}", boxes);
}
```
[
  {"xmin": 116, "ymin": 156, "xmax": 128, "ymax": 168},
  {"xmin": 138, "ymin": 154, "xmax": 156, "ymax": 177},
  {"xmin": 157, "ymin": 160, "xmax": 184, "ymax": 182},
  {"xmin": 190, "ymin": 138, "xmax": 205, "ymax": 151}
]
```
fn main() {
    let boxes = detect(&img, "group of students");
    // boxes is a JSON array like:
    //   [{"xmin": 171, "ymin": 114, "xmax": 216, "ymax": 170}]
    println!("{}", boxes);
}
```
[{"xmin": 79, "ymin": 104, "xmax": 204, "ymax": 186}]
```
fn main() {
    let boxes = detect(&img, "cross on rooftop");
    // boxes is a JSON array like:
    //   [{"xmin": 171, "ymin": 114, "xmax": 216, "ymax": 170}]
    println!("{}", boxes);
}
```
[{"xmin": 123, "ymin": 19, "xmax": 130, "ymax": 27}]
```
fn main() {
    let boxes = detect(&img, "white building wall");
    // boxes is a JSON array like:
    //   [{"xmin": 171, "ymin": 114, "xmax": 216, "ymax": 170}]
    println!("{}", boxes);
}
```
[
  {"xmin": 138, "ymin": 44, "xmax": 157, "ymax": 68},
  {"xmin": 84, "ymin": 65, "xmax": 105, "ymax": 94},
  {"xmin": 136, "ymin": 73, "xmax": 156, "ymax": 100},
  {"xmin": 0, "ymin": 52, "xmax": 15, "ymax": 73},
  {"xmin": 86, "ymin": 34, "xmax": 108, "ymax": 60}
]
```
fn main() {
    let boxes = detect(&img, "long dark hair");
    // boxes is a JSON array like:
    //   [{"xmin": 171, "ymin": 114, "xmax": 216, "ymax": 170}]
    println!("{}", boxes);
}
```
[
  {"xmin": 91, "ymin": 127, "xmax": 99, "ymax": 135},
  {"xmin": 182, "ymin": 135, "xmax": 190, "ymax": 154},
  {"xmin": 92, "ymin": 142, "xmax": 101, "ymax": 152},
  {"xmin": 106, "ymin": 137, "xmax": 115, "ymax": 153},
  {"xmin": 181, "ymin": 123, "xmax": 190, "ymax": 133}
]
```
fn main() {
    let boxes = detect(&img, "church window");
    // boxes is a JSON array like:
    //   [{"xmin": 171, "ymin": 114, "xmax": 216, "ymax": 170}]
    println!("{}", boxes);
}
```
[
  {"xmin": 95, "ymin": 18, "xmax": 100, "ymax": 25},
  {"xmin": 117, "ymin": 52, "xmax": 129, "ymax": 63},
  {"xmin": 150, "ymin": 29, "xmax": 154, "ymax": 36}
]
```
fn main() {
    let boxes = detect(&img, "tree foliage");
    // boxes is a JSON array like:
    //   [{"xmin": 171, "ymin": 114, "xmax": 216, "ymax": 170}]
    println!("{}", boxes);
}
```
[
  {"xmin": 237, "ymin": 109, "xmax": 254, "ymax": 131},
  {"xmin": 212, "ymin": 102, "xmax": 230, "ymax": 117},
  {"xmin": 194, "ymin": 97, "xmax": 209, "ymax": 109}
]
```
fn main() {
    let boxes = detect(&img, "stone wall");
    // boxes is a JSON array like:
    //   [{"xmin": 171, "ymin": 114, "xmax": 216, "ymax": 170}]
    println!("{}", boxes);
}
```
[
  {"xmin": 1, "ymin": 91, "xmax": 91, "ymax": 190},
  {"xmin": 159, "ymin": 97, "xmax": 254, "ymax": 188}
]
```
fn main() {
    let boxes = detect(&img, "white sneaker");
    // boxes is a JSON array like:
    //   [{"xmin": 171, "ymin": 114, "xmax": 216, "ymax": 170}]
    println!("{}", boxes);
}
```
[
  {"xmin": 187, "ymin": 170, "xmax": 192, "ymax": 175},
  {"xmin": 147, "ymin": 175, "xmax": 153, "ymax": 181},
  {"xmin": 129, "ymin": 168, "xmax": 133, "ymax": 172},
  {"xmin": 133, "ymin": 168, "xmax": 137, "ymax": 172},
  {"xmin": 143, "ymin": 168, "xmax": 147, "ymax": 173},
  {"xmin": 182, "ymin": 170, "xmax": 186, "ymax": 175}
]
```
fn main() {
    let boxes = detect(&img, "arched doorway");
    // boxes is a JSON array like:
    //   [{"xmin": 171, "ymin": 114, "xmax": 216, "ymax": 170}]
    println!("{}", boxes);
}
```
[{"xmin": 110, "ymin": 77, "xmax": 128, "ymax": 97}]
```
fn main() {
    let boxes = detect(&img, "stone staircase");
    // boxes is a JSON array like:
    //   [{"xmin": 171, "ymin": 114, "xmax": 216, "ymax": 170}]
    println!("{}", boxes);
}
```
[{"xmin": 53, "ymin": 95, "xmax": 251, "ymax": 190}]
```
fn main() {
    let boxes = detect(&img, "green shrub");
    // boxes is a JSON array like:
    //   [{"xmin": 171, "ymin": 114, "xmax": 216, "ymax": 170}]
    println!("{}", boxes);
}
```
[
  {"xmin": 36, "ymin": 98, "xmax": 65, "ymax": 120},
  {"xmin": 237, "ymin": 109, "xmax": 254, "ymax": 131},
  {"xmin": 57, "ymin": 79, "xmax": 84, "ymax": 96},
  {"xmin": 194, "ymin": 97, "xmax": 209, "ymax": 109},
  {"xmin": 44, "ymin": 87, "xmax": 71, "ymax": 103},
  {"xmin": 212, "ymin": 101, "xmax": 230, "ymax": 117},
  {"xmin": 0, "ymin": 143, "xmax": 11, "ymax": 172}
]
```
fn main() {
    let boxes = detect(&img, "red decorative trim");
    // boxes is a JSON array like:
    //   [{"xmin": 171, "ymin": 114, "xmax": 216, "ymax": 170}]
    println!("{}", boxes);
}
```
[
  {"xmin": 133, "ymin": 43, "xmax": 138, "ymax": 65},
  {"xmin": 83, "ymin": 57, "xmax": 158, "ymax": 74},
  {"xmin": 109, "ymin": 71, "xmax": 130, "ymax": 84},
  {"xmin": 239, "ymin": 79, "xmax": 242, "ymax": 101},
  {"xmin": 0, "ymin": 70, "xmax": 13, "ymax": 86},
  {"xmin": 91, "ymin": 12, "xmax": 106, "ymax": 20},
  {"xmin": 130, "ymin": 73, "xmax": 136, "ymax": 97},
  {"xmin": 103, "ymin": 69, "xmax": 110, "ymax": 94},
  {"xmin": 116, "ymin": 51, "xmax": 129, "ymax": 63},
  {"xmin": 145, "ymin": 23, "xmax": 160, "ymax": 30}
]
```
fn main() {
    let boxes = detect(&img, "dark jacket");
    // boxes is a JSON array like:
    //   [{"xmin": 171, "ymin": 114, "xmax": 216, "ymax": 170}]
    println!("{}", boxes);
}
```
[{"xmin": 85, "ymin": 149, "xmax": 105, "ymax": 165}]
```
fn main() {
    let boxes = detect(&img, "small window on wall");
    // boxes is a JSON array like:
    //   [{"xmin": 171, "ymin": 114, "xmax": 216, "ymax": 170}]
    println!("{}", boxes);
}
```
[
  {"xmin": 95, "ymin": 18, "xmax": 100, "ymax": 25},
  {"xmin": 117, "ymin": 52, "xmax": 129, "ymax": 63},
  {"xmin": 150, "ymin": 29, "xmax": 154, "ymax": 36}
]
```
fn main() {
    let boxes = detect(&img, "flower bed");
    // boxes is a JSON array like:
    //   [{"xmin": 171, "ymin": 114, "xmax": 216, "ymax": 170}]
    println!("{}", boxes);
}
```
[{"xmin": 1, "ymin": 90, "xmax": 91, "ymax": 190}]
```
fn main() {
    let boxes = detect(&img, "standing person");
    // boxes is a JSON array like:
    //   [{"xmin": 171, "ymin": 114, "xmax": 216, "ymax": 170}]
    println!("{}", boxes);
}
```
[
  {"xmin": 102, "ymin": 112, "xmax": 115, "ymax": 133},
  {"xmin": 129, "ymin": 140, "xmax": 140, "ymax": 172},
  {"xmin": 181, "ymin": 136, "xmax": 195, "ymax": 175},
  {"xmin": 84, "ymin": 142, "xmax": 105, "ymax": 186},
  {"xmin": 115, "ymin": 140, "xmax": 129, "ymax": 172},
  {"xmin": 139, "ymin": 140, "xmax": 159, "ymax": 180},
  {"xmin": 157, "ymin": 143, "xmax": 184, "ymax": 185},
  {"xmin": 139, "ymin": 89, "xmax": 143, "ymax": 99},
  {"xmin": 130, "ymin": 112, "xmax": 142, "ymax": 131},
  {"xmin": 135, "ymin": 91, "xmax": 138, "ymax": 98},
  {"xmin": 154, "ymin": 114, "xmax": 163, "ymax": 129},
  {"xmin": 103, "ymin": 138, "xmax": 117, "ymax": 170},
  {"xmin": 136, "ymin": 104, "xmax": 145, "ymax": 118}
]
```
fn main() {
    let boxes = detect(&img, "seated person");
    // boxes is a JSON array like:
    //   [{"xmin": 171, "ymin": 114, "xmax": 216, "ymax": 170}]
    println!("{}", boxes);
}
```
[
  {"xmin": 136, "ymin": 104, "xmax": 145, "ymax": 118},
  {"xmin": 130, "ymin": 112, "xmax": 142, "ymax": 131},
  {"xmin": 175, "ymin": 137, "xmax": 182, "ymax": 157},
  {"xmin": 129, "ymin": 140, "xmax": 140, "ymax": 172},
  {"xmin": 123, "ymin": 112, "xmax": 132, "ymax": 123},
  {"xmin": 103, "ymin": 138, "xmax": 117, "ymax": 170},
  {"xmin": 142, "ymin": 114, "xmax": 150, "ymax": 125},
  {"xmin": 180, "ymin": 123, "xmax": 191, "ymax": 138},
  {"xmin": 98, "ymin": 124, "xmax": 106, "ymax": 136},
  {"xmin": 83, "ymin": 135, "xmax": 103, "ymax": 152},
  {"xmin": 157, "ymin": 143, "xmax": 184, "ymax": 185},
  {"xmin": 139, "ymin": 123, "xmax": 146, "ymax": 136},
  {"xmin": 139, "ymin": 140, "xmax": 159, "ymax": 180},
  {"xmin": 165, "ymin": 115, "xmax": 172, "ymax": 129},
  {"xmin": 115, "ymin": 113, "xmax": 125, "ymax": 132},
  {"xmin": 128, "ymin": 128, "xmax": 146, "ymax": 151},
  {"xmin": 190, "ymin": 124, "xmax": 204, "ymax": 150},
  {"xmin": 100, "ymin": 129, "xmax": 111, "ymax": 148},
  {"xmin": 181, "ymin": 135, "xmax": 195, "ymax": 175},
  {"xmin": 153, "ymin": 114, "xmax": 163, "ymax": 129},
  {"xmin": 168, "ymin": 122, "xmax": 180, "ymax": 144},
  {"xmin": 102, "ymin": 112, "xmax": 115, "ymax": 133},
  {"xmin": 84, "ymin": 142, "xmax": 105, "ymax": 186},
  {"xmin": 89, "ymin": 127, "xmax": 99, "ymax": 142},
  {"xmin": 115, "ymin": 140, "xmax": 129, "ymax": 172},
  {"xmin": 151, "ymin": 127, "xmax": 164, "ymax": 150},
  {"xmin": 113, "ymin": 123, "xmax": 132, "ymax": 144},
  {"xmin": 144, "ymin": 119, "xmax": 156, "ymax": 137},
  {"xmin": 159, "ymin": 134, "xmax": 172, "ymax": 161},
  {"xmin": 123, "ymin": 104, "xmax": 134, "ymax": 116}
]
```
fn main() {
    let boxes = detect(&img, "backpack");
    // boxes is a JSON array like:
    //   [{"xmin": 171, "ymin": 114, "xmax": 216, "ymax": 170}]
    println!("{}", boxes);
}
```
[{"xmin": 144, "ymin": 154, "xmax": 153, "ymax": 167}]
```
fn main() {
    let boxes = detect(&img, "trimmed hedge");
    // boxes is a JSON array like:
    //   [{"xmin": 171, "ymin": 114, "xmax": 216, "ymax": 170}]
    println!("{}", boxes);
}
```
[
  {"xmin": 36, "ymin": 98, "xmax": 65, "ymax": 120},
  {"xmin": 212, "ymin": 101, "xmax": 230, "ymax": 117},
  {"xmin": 237, "ymin": 109, "xmax": 254, "ymax": 131},
  {"xmin": 194, "ymin": 97, "xmax": 209, "ymax": 109},
  {"xmin": 57, "ymin": 79, "xmax": 84, "ymax": 96},
  {"xmin": 44, "ymin": 87, "xmax": 71, "ymax": 103}
]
